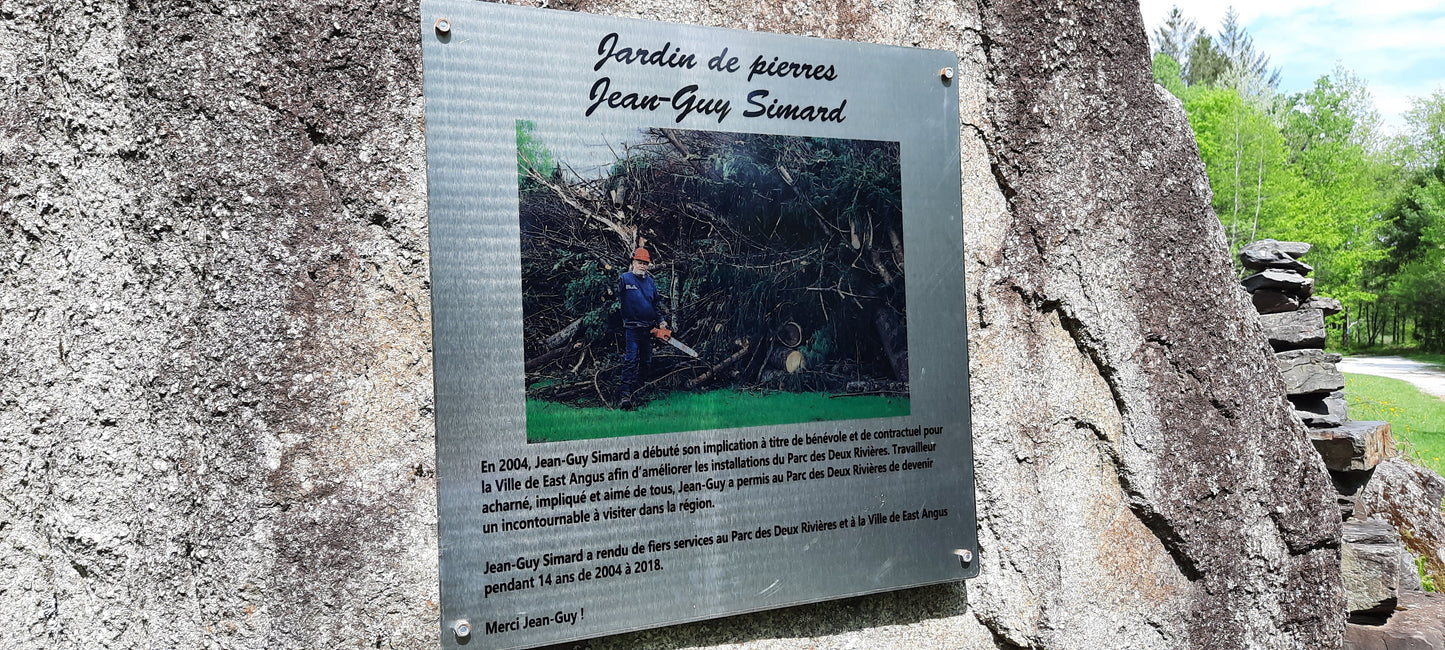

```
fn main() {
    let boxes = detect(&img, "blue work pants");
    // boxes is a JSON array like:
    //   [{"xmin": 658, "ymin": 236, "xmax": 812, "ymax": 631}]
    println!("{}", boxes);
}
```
[{"xmin": 621, "ymin": 327, "xmax": 652, "ymax": 398}]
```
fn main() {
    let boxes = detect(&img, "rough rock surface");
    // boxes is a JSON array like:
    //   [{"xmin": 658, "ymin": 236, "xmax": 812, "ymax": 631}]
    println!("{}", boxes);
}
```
[
  {"xmin": 1278, "ymin": 349, "xmax": 1349, "ymax": 396},
  {"xmin": 956, "ymin": 0, "xmax": 1342, "ymax": 646},
  {"xmin": 1334, "ymin": 470, "xmax": 1377, "ymax": 522},
  {"xmin": 1242, "ymin": 239, "xmax": 1312, "ymax": 261},
  {"xmin": 1357, "ymin": 458, "xmax": 1445, "ymax": 592},
  {"xmin": 1292, "ymin": 391, "xmax": 1349, "ymax": 428},
  {"xmin": 1344, "ymin": 591, "xmax": 1445, "ymax": 650},
  {"xmin": 1311, "ymin": 421, "xmax": 1394, "ymax": 472},
  {"xmin": 1262, "ymin": 308, "xmax": 1327, "ymax": 351},
  {"xmin": 1241, "ymin": 250, "xmax": 1313, "ymax": 275},
  {"xmin": 0, "ymin": 2, "xmax": 437, "ymax": 647},
  {"xmin": 1, "ymin": 0, "xmax": 1344, "ymax": 649},
  {"xmin": 1306, "ymin": 296, "xmax": 1344, "ymax": 317},
  {"xmin": 1243, "ymin": 269, "xmax": 1316, "ymax": 297},
  {"xmin": 1342, "ymin": 521, "xmax": 1404, "ymax": 618},
  {"xmin": 1254, "ymin": 289, "xmax": 1302, "ymax": 314}
]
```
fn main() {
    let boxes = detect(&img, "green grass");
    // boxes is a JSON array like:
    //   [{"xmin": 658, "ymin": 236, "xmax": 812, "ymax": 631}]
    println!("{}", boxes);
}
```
[
  {"xmin": 526, "ymin": 389, "xmax": 910, "ymax": 442},
  {"xmin": 1344, "ymin": 373, "xmax": 1445, "ymax": 475}
]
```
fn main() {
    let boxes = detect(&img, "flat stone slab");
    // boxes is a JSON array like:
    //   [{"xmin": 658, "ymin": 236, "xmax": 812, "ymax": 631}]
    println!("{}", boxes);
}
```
[
  {"xmin": 1304, "ymin": 295, "xmax": 1343, "ymax": 317},
  {"xmin": 1242, "ymin": 238, "xmax": 1312, "ymax": 259},
  {"xmin": 1242, "ymin": 269, "xmax": 1315, "ymax": 299},
  {"xmin": 1252, "ymin": 289, "xmax": 1300, "ymax": 315},
  {"xmin": 1277, "ymin": 349, "xmax": 1346, "ymax": 395},
  {"xmin": 1345, "ymin": 591, "xmax": 1445, "ymax": 649},
  {"xmin": 1261, "ymin": 308, "xmax": 1326, "ymax": 351},
  {"xmin": 1292, "ymin": 391, "xmax": 1348, "ymax": 428},
  {"xmin": 1343, "ymin": 520, "xmax": 1405, "ymax": 618},
  {"xmin": 1311, "ymin": 420, "xmax": 1394, "ymax": 472},
  {"xmin": 1240, "ymin": 246, "xmax": 1314, "ymax": 274}
]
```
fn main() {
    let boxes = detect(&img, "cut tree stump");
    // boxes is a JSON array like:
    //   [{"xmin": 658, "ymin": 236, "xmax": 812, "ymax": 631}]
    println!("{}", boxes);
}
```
[
  {"xmin": 768, "ymin": 349, "xmax": 805, "ymax": 373},
  {"xmin": 775, "ymin": 321, "xmax": 803, "ymax": 348}
]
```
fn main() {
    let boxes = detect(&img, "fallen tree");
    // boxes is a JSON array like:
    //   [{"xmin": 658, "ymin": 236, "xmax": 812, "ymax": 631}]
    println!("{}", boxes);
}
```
[{"xmin": 518, "ymin": 125, "xmax": 909, "ymax": 406}]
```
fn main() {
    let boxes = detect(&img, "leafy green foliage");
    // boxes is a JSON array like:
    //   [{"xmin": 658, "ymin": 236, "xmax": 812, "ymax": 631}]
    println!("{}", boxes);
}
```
[
  {"xmin": 1363, "ymin": 93, "xmax": 1445, "ymax": 350},
  {"xmin": 516, "ymin": 119, "xmax": 556, "ymax": 192},
  {"xmin": 1150, "ymin": 7, "xmax": 1445, "ymax": 350},
  {"xmin": 1152, "ymin": 53, "xmax": 1186, "ymax": 98},
  {"xmin": 1404, "ymin": 89, "xmax": 1445, "ymax": 169}
]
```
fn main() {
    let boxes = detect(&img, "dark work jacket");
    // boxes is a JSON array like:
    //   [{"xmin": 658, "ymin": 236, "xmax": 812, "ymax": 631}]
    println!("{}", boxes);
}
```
[{"xmin": 618, "ymin": 271, "xmax": 661, "ymax": 326}]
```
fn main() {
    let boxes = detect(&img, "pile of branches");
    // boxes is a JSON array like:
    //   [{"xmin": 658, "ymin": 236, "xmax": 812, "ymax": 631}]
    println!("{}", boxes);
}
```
[{"xmin": 519, "ymin": 125, "xmax": 908, "ymax": 407}]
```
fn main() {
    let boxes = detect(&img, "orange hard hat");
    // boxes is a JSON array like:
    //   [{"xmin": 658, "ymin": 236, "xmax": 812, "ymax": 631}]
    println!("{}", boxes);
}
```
[{"xmin": 631, "ymin": 248, "xmax": 651, "ymax": 263}]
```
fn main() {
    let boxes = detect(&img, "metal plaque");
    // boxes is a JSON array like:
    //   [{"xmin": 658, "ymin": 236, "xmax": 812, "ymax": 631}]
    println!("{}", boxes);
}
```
[{"xmin": 423, "ymin": 2, "xmax": 977, "ymax": 648}]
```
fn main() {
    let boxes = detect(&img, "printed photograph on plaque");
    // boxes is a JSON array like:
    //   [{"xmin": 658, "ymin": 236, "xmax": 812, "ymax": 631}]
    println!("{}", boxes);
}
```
[
  {"xmin": 518, "ymin": 122, "xmax": 910, "ymax": 442},
  {"xmin": 423, "ymin": 2, "xmax": 978, "ymax": 649}
]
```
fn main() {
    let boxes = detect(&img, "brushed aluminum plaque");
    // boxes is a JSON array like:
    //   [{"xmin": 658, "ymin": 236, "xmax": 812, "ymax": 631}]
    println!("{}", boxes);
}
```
[{"xmin": 423, "ymin": 3, "xmax": 977, "ymax": 648}]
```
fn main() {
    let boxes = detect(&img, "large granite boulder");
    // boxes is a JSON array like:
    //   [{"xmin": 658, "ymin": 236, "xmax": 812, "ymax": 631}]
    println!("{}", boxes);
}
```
[
  {"xmin": 1342, "ymin": 520, "xmax": 1405, "ymax": 619},
  {"xmin": 0, "ymin": 0, "xmax": 1347, "ymax": 648},
  {"xmin": 1345, "ymin": 591, "xmax": 1445, "ymax": 649},
  {"xmin": 1261, "ymin": 308, "xmax": 1327, "ymax": 351},
  {"xmin": 1311, "ymin": 421, "xmax": 1394, "ymax": 472},
  {"xmin": 1242, "ymin": 269, "xmax": 1315, "ymax": 298},
  {"xmin": 1357, "ymin": 458, "xmax": 1445, "ymax": 595},
  {"xmin": 1276, "ymin": 349, "xmax": 1348, "ymax": 395}
]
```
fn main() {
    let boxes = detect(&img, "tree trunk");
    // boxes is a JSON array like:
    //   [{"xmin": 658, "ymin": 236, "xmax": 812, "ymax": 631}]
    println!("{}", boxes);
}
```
[
  {"xmin": 687, "ymin": 341, "xmax": 751, "ymax": 388},
  {"xmin": 768, "ymin": 348, "xmax": 805, "ymax": 373},
  {"xmin": 526, "ymin": 341, "xmax": 584, "ymax": 373},
  {"xmin": 543, "ymin": 317, "xmax": 584, "ymax": 350},
  {"xmin": 1344, "ymin": 305, "xmax": 1351, "ymax": 348}
]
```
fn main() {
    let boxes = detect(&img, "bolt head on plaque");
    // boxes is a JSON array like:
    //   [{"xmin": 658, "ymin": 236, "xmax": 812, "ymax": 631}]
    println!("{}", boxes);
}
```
[
  {"xmin": 954, "ymin": 548, "xmax": 973, "ymax": 564},
  {"xmin": 435, "ymin": 18, "xmax": 452, "ymax": 35},
  {"xmin": 452, "ymin": 619, "xmax": 471, "ymax": 639},
  {"xmin": 939, "ymin": 67, "xmax": 955, "ymax": 81}
]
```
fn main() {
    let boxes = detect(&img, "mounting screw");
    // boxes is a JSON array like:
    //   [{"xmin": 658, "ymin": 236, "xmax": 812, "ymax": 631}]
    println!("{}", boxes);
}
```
[
  {"xmin": 452, "ymin": 619, "xmax": 471, "ymax": 639},
  {"xmin": 435, "ymin": 18, "xmax": 452, "ymax": 35},
  {"xmin": 939, "ymin": 67, "xmax": 955, "ymax": 81},
  {"xmin": 954, "ymin": 548, "xmax": 973, "ymax": 565}
]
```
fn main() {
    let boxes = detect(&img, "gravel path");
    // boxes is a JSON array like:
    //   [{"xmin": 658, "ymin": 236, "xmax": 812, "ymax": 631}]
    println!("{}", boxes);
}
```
[{"xmin": 1338, "ymin": 356, "xmax": 1445, "ymax": 400}]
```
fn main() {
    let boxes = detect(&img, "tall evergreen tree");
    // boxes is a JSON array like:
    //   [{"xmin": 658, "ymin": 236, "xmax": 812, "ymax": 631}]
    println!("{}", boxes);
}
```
[
  {"xmin": 1185, "ymin": 34, "xmax": 1229, "ymax": 87},
  {"xmin": 1216, "ymin": 7, "xmax": 1281, "ymax": 89},
  {"xmin": 1152, "ymin": 6, "xmax": 1198, "ymax": 65}
]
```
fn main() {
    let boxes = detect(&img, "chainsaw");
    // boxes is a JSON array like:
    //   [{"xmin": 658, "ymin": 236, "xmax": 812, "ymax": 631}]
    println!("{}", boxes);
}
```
[{"xmin": 650, "ymin": 326, "xmax": 699, "ymax": 358}]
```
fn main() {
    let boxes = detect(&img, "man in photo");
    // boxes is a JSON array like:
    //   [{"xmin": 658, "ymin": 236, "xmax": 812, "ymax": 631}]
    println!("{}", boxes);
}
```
[{"xmin": 618, "ymin": 247, "xmax": 666, "ymax": 410}]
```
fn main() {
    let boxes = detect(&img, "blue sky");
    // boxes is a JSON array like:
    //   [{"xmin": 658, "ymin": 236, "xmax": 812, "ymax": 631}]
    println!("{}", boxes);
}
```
[{"xmin": 1137, "ymin": 1, "xmax": 1445, "ymax": 132}]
